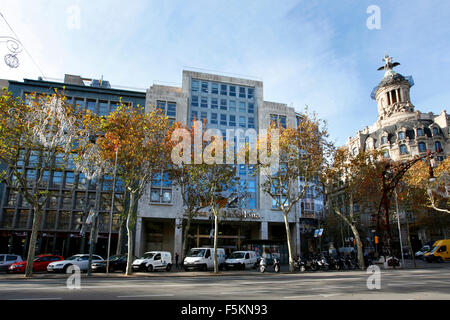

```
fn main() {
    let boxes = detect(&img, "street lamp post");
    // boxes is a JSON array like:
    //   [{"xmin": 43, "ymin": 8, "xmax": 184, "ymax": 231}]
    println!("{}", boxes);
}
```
[{"xmin": 106, "ymin": 146, "xmax": 119, "ymax": 274}]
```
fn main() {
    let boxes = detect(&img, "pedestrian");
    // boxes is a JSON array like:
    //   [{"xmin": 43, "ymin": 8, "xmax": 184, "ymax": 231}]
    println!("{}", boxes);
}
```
[{"xmin": 175, "ymin": 252, "xmax": 179, "ymax": 269}]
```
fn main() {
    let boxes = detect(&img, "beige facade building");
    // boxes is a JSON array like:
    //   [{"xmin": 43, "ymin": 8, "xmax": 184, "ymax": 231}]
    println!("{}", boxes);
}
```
[{"xmin": 134, "ymin": 70, "xmax": 324, "ymax": 262}]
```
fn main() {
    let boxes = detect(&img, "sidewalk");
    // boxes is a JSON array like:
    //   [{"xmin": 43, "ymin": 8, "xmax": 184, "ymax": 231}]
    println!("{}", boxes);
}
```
[{"xmin": 0, "ymin": 260, "xmax": 446, "ymax": 280}]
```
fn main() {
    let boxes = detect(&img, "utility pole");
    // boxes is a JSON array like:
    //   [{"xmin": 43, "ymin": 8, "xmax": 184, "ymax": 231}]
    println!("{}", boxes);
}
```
[
  {"xmin": 106, "ymin": 146, "xmax": 119, "ymax": 274},
  {"xmin": 394, "ymin": 188, "xmax": 405, "ymax": 268}
]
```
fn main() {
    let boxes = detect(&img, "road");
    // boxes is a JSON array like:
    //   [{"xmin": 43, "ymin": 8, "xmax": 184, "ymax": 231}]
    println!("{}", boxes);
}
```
[{"xmin": 0, "ymin": 264, "xmax": 449, "ymax": 300}]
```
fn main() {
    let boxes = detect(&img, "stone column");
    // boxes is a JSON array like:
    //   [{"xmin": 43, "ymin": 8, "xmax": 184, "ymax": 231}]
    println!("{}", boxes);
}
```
[
  {"xmin": 134, "ymin": 216, "xmax": 143, "ymax": 257},
  {"xmin": 295, "ymin": 222, "xmax": 301, "ymax": 257},
  {"xmin": 174, "ymin": 218, "xmax": 183, "ymax": 260},
  {"xmin": 260, "ymin": 221, "xmax": 268, "ymax": 240}
]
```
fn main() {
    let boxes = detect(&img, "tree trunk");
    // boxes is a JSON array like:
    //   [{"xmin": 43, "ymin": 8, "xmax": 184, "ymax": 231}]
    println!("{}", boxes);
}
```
[
  {"xmin": 350, "ymin": 225, "xmax": 365, "ymax": 270},
  {"xmin": 125, "ymin": 192, "xmax": 136, "ymax": 276},
  {"xmin": 24, "ymin": 206, "xmax": 42, "ymax": 278},
  {"xmin": 283, "ymin": 211, "xmax": 294, "ymax": 272},
  {"xmin": 213, "ymin": 212, "xmax": 219, "ymax": 274},
  {"xmin": 182, "ymin": 217, "xmax": 192, "ymax": 261}
]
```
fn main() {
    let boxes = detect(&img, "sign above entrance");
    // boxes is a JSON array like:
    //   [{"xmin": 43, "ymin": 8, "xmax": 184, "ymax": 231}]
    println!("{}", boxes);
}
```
[{"xmin": 197, "ymin": 209, "xmax": 261, "ymax": 220}]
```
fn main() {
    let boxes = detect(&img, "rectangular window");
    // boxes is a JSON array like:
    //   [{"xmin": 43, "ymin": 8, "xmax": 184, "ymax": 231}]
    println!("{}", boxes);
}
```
[
  {"xmin": 110, "ymin": 101, "xmax": 119, "ymax": 113},
  {"xmin": 248, "ymin": 117, "xmax": 255, "ymax": 128},
  {"xmin": 229, "ymin": 115, "xmax": 236, "ymax": 127},
  {"xmin": 28, "ymin": 150, "xmax": 39, "ymax": 166},
  {"xmin": 220, "ymin": 84, "xmax": 227, "ymax": 95},
  {"xmin": 220, "ymin": 114, "xmax": 227, "ymax": 126},
  {"xmin": 150, "ymin": 189, "xmax": 160, "ymax": 202},
  {"xmin": 211, "ymin": 113, "xmax": 218, "ymax": 124},
  {"xmin": 229, "ymin": 100, "xmax": 236, "ymax": 112},
  {"xmin": 98, "ymin": 101, "xmax": 108, "ymax": 116},
  {"xmin": 157, "ymin": 100, "xmax": 166, "ymax": 113},
  {"xmin": 191, "ymin": 79, "xmax": 199, "ymax": 92},
  {"xmin": 229, "ymin": 86, "xmax": 236, "ymax": 97},
  {"xmin": 239, "ymin": 165, "xmax": 246, "ymax": 176},
  {"xmin": 280, "ymin": 116, "xmax": 286, "ymax": 129},
  {"xmin": 78, "ymin": 173, "xmax": 87, "ymax": 190},
  {"xmin": 191, "ymin": 95, "xmax": 198, "ymax": 107},
  {"xmin": 87, "ymin": 99, "xmax": 97, "ymax": 113},
  {"xmin": 65, "ymin": 172, "xmax": 75, "ymax": 188},
  {"xmin": 201, "ymin": 81, "xmax": 208, "ymax": 93},
  {"xmin": 239, "ymin": 87, "xmax": 246, "ymax": 98},
  {"xmin": 211, "ymin": 98, "xmax": 218, "ymax": 109},
  {"xmin": 162, "ymin": 190, "xmax": 172, "ymax": 203},
  {"xmin": 211, "ymin": 83, "xmax": 219, "ymax": 94},
  {"xmin": 220, "ymin": 99, "xmax": 227, "ymax": 110},
  {"xmin": 248, "ymin": 103, "xmax": 254, "ymax": 113},
  {"xmin": 239, "ymin": 116, "xmax": 246, "ymax": 128},
  {"xmin": 201, "ymin": 97, "xmax": 208, "ymax": 108},
  {"xmin": 167, "ymin": 102, "xmax": 176, "ymax": 118},
  {"xmin": 201, "ymin": 112, "xmax": 207, "ymax": 122},
  {"xmin": 75, "ymin": 98, "xmax": 85, "ymax": 110},
  {"xmin": 239, "ymin": 101, "xmax": 246, "ymax": 113},
  {"xmin": 247, "ymin": 88, "xmax": 254, "ymax": 99},
  {"xmin": 190, "ymin": 111, "xmax": 198, "ymax": 122}
]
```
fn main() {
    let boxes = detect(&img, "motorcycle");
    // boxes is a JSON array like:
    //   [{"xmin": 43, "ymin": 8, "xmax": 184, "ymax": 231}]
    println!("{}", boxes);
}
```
[
  {"xmin": 259, "ymin": 256, "xmax": 280, "ymax": 273},
  {"xmin": 315, "ymin": 254, "xmax": 330, "ymax": 271}
]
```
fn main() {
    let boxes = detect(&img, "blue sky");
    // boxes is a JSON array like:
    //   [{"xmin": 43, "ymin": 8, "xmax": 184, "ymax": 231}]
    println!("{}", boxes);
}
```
[{"xmin": 1, "ymin": 0, "xmax": 450, "ymax": 145}]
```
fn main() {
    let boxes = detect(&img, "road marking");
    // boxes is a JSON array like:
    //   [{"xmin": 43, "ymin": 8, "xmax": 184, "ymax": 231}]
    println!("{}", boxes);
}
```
[
  {"xmin": 8, "ymin": 297, "xmax": 62, "ymax": 300},
  {"xmin": 284, "ymin": 295, "xmax": 318, "ymax": 299},
  {"xmin": 117, "ymin": 294, "xmax": 174, "ymax": 298}
]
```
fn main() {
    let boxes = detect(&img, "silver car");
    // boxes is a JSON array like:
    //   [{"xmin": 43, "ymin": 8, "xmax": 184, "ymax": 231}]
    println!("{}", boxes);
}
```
[{"xmin": 0, "ymin": 254, "xmax": 23, "ymax": 271}]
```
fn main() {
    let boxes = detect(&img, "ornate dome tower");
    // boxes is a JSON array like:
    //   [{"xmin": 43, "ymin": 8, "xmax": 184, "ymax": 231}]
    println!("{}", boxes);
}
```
[{"xmin": 371, "ymin": 55, "xmax": 415, "ymax": 121}]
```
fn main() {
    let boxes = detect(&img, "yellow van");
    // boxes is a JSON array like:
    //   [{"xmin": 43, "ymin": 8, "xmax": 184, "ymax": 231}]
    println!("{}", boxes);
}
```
[{"xmin": 424, "ymin": 239, "xmax": 450, "ymax": 263}]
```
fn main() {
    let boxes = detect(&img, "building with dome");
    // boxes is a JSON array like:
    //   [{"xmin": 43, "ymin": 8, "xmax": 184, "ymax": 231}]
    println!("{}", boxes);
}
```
[
  {"xmin": 347, "ymin": 55, "xmax": 449, "ymax": 164},
  {"xmin": 346, "ymin": 55, "xmax": 449, "ymax": 247}
]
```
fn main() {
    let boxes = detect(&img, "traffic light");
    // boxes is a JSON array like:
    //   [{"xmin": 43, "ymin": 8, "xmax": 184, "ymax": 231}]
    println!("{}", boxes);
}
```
[{"xmin": 375, "ymin": 236, "xmax": 379, "ymax": 244}]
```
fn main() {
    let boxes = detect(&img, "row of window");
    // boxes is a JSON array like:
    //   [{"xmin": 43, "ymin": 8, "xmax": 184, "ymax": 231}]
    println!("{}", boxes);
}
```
[
  {"xmin": 191, "ymin": 96, "xmax": 255, "ymax": 114},
  {"xmin": 1, "ymin": 208, "xmax": 121, "ymax": 231},
  {"xmin": 191, "ymin": 111, "xmax": 255, "ymax": 128},
  {"xmin": 6, "ymin": 190, "xmax": 123, "ymax": 212},
  {"xmin": 191, "ymin": 80, "xmax": 255, "ymax": 100},
  {"xmin": 270, "ymin": 114, "xmax": 287, "ymax": 129},
  {"xmin": 11, "ymin": 169, "xmax": 124, "ymax": 192},
  {"xmin": 381, "ymin": 127, "xmax": 440, "ymax": 145}
]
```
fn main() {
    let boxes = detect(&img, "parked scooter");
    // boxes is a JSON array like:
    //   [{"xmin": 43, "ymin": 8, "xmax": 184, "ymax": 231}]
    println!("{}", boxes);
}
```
[{"xmin": 259, "ymin": 256, "xmax": 280, "ymax": 273}]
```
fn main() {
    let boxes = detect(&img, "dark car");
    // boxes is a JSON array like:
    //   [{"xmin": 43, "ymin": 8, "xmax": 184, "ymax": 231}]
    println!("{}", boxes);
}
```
[{"xmin": 91, "ymin": 255, "xmax": 136, "ymax": 272}]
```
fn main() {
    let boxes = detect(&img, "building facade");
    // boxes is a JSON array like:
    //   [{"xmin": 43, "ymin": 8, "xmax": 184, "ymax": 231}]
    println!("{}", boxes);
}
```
[
  {"xmin": 135, "ymin": 70, "xmax": 324, "ymax": 262},
  {"xmin": 346, "ymin": 55, "xmax": 449, "ymax": 245},
  {"xmin": 0, "ymin": 75, "xmax": 146, "ymax": 258}
]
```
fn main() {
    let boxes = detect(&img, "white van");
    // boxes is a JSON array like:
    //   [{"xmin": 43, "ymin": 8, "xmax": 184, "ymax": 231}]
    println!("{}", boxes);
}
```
[
  {"xmin": 183, "ymin": 247, "xmax": 226, "ymax": 271},
  {"xmin": 224, "ymin": 251, "xmax": 258, "ymax": 270},
  {"xmin": 132, "ymin": 251, "xmax": 172, "ymax": 272}
]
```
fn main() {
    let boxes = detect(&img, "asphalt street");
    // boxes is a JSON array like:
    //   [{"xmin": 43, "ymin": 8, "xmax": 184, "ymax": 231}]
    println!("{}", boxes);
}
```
[{"xmin": 0, "ymin": 263, "xmax": 449, "ymax": 300}]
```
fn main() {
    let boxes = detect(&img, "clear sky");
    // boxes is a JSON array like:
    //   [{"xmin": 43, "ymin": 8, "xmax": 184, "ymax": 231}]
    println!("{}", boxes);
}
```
[{"xmin": 1, "ymin": 0, "xmax": 449, "ymax": 146}]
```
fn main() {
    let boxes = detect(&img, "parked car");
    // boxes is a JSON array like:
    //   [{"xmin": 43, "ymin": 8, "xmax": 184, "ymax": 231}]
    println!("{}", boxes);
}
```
[
  {"xmin": 47, "ymin": 254, "xmax": 104, "ymax": 272},
  {"xmin": 92, "ymin": 254, "xmax": 136, "ymax": 272},
  {"xmin": 183, "ymin": 247, "xmax": 226, "ymax": 271},
  {"xmin": 8, "ymin": 254, "xmax": 63, "ymax": 273},
  {"xmin": 0, "ymin": 254, "xmax": 22, "ymax": 272},
  {"xmin": 132, "ymin": 251, "xmax": 172, "ymax": 272},
  {"xmin": 224, "ymin": 251, "xmax": 258, "ymax": 270},
  {"xmin": 424, "ymin": 239, "xmax": 450, "ymax": 263},
  {"xmin": 415, "ymin": 245, "xmax": 431, "ymax": 260}
]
